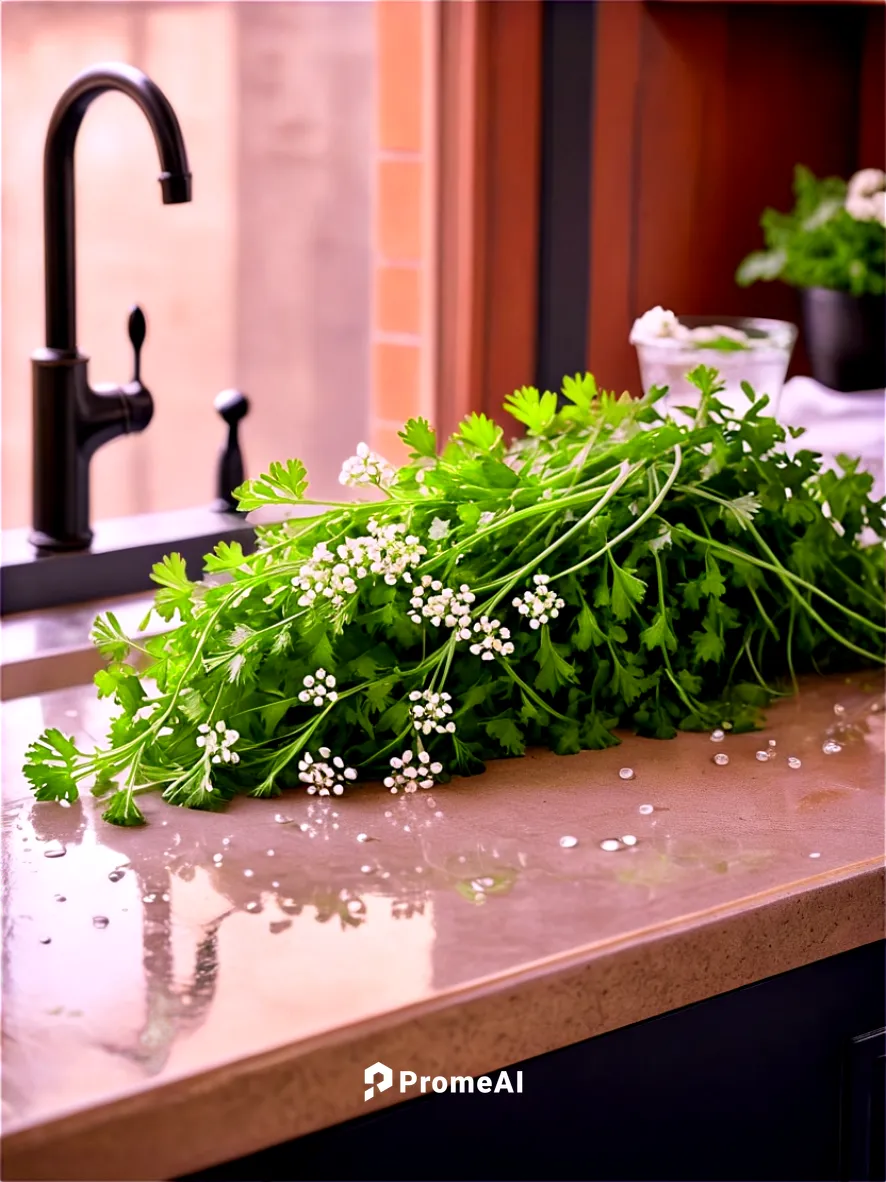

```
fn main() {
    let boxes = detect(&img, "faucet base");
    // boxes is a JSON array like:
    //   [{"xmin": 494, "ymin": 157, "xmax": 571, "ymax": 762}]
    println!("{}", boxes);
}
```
[{"xmin": 28, "ymin": 528, "xmax": 94, "ymax": 554}]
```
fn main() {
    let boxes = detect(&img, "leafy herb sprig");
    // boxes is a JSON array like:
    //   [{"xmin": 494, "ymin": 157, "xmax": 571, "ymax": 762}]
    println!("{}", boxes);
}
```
[
  {"xmin": 24, "ymin": 366, "xmax": 886, "ymax": 826},
  {"xmin": 737, "ymin": 164, "xmax": 886, "ymax": 297}
]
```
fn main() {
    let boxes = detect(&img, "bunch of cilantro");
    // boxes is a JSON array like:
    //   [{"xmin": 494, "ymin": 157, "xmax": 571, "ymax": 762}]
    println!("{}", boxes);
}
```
[
  {"xmin": 24, "ymin": 366, "xmax": 886, "ymax": 826},
  {"xmin": 736, "ymin": 165, "xmax": 886, "ymax": 297}
]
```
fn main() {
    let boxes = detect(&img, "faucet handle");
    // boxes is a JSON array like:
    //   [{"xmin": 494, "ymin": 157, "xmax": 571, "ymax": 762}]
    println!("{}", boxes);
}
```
[
  {"xmin": 128, "ymin": 305, "xmax": 146, "ymax": 384},
  {"xmin": 213, "ymin": 389, "xmax": 250, "ymax": 513}
]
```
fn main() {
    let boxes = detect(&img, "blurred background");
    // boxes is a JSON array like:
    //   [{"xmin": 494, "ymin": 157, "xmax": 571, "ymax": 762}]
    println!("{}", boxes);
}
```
[
  {"xmin": 1, "ymin": 0, "xmax": 883, "ymax": 529},
  {"xmin": 2, "ymin": 0, "xmax": 437, "ymax": 525}
]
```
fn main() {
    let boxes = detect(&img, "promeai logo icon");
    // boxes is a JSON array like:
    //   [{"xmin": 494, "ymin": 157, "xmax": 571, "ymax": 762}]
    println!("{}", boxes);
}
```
[{"xmin": 364, "ymin": 1061, "xmax": 394, "ymax": 1102}]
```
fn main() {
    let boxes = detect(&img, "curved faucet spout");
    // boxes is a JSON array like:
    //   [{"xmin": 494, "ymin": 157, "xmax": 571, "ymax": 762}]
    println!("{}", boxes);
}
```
[{"xmin": 43, "ymin": 61, "xmax": 192, "ymax": 352}]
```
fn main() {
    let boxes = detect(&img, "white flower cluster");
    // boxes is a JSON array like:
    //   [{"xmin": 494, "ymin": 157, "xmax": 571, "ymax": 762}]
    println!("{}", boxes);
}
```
[
  {"xmin": 338, "ymin": 442, "xmax": 396, "ymax": 489},
  {"xmin": 196, "ymin": 719, "xmax": 241, "ymax": 764},
  {"xmin": 298, "ymin": 669, "xmax": 338, "ymax": 707},
  {"xmin": 365, "ymin": 519, "xmax": 427, "ymax": 585},
  {"xmin": 408, "ymin": 577, "xmax": 475, "ymax": 635},
  {"xmin": 513, "ymin": 573, "xmax": 565, "ymax": 630},
  {"xmin": 384, "ymin": 749, "xmax": 443, "ymax": 794},
  {"xmin": 293, "ymin": 521, "xmax": 425, "ymax": 608},
  {"xmin": 298, "ymin": 747, "xmax": 358, "ymax": 795},
  {"xmin": 469, "ymin": 616, "xmax": 515, "ymax": 660},
  {"xmin": 845, "ymin": 168, "xmax": 886, "ymax": 227},
  {"xmin": 409, "ymin": 689, "xmax": 456, "ymax": 735}
]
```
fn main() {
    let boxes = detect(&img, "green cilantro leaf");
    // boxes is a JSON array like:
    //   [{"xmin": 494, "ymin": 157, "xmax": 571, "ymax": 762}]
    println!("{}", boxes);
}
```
[{"xmin": 23, "ymin": 729, "xmax": 80, "ymax": 802}]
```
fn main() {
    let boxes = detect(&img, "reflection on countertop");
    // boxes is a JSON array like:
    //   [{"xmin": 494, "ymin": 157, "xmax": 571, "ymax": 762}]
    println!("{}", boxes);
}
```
[{"xmin": 1, "ymin": 673, "xmax": 884, "ymax": 1177}]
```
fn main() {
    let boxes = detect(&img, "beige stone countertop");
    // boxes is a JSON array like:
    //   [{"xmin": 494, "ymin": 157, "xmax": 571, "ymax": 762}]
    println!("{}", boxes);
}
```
[{"xmin": 2, "ymin": 674, "xmax": 884, "ymax": 1181}]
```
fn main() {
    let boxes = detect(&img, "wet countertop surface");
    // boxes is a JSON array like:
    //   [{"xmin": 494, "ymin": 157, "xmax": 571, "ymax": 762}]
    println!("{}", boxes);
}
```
[{"xmin": 2, "ymin": 674, "xmax": 884, "ymax": 1180}]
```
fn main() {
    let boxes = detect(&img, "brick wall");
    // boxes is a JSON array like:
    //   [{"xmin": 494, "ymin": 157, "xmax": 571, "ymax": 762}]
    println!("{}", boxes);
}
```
[{"xmin": 370, "ymin": 0, "xmax": 438, "ymax": 466}]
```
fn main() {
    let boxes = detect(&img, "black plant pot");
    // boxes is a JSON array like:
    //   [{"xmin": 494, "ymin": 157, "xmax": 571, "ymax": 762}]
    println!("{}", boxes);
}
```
[{"xmin": 800, "ymin": 287, "xmax": 886, "ymax": 392}]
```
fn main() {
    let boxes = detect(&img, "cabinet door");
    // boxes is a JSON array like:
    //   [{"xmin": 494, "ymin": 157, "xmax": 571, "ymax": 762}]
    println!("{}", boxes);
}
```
[{"xmin": 841, "ymin": 1027, "xmax": 886, "ymax": 1182}]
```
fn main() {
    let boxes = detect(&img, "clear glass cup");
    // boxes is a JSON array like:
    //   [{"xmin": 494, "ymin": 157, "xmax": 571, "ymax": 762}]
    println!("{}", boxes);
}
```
[{"xmin": 631, "ymin": 315, "xmax": 798, "ymax": 419}]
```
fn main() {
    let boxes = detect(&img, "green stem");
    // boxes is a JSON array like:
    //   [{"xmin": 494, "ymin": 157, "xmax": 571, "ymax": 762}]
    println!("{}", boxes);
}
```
[{"xmin": 551, "ymin": 446, "xmax": 683, "ymax": 583}]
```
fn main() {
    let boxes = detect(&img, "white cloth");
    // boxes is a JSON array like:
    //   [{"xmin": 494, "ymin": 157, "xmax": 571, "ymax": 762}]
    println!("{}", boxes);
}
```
[{"xmin": 777, "ymin": 376, "xmax": 885, "ymax": 502}]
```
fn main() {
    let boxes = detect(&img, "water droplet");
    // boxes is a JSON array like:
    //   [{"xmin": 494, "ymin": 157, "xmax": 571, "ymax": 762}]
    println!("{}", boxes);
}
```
[
  {"xmin": 474, "ymin": 891, "xmax": 486, "ymax": 903},
  {"xmin": 346, "ymin": 899, "xmax": 364, "ymax": 915},
  {"xmin": 92, "ymin": 916, "xmax": 109, "ymax": 929},
  {"xmin": 59, "ymin": 799, "xmax": 71, "ymax": 809},
  {"xmin": 713, "ymin": 753, "xmax": 730, "ymax": 766},
  {"xmin": 473, "ymin": 876, "xmax": 495, "ymax": 889},
  {"xmin": 787, "ymin": 756, "xmax": 802, "ymax": 769},
  {"xmin": 600, "ymin": 839, "xmax": 622, "ymax": 852},
  {"xmin": 638, "ymin": 804, "xmax": 654, "ymax": 815},
  {"xmin": 380, "ymin": 871, "xmax": 391, "ymax": 879},
  {"xmin": 822, "ymin": 740, "xmax": 842, "ymax": 755},
  {"xmin": 768, "ymin": 739, "xmax": 777, "ymax": 747},
  {"xmin": 246, "ymin": 901, "xmax": 259, "ymax": 912},
  {"xmin": 755, "ymin": 750, "xmax": 770, "ymax": 762},
  {"xmin": 274, "ymin": 814, "xmax": 291, "ymax": 824},
  {"xmin": 222, "ymin": 837, "xmax": 231, "ymax": 846},
  {"xmin": 161, "ymin": 893, "xmax": 170, "ymax": 902},
  {"xmin": 108, "ymin": 869, "xmax": 126, "ymax": 883},
  {"xmin": 54, "ymin": 894, "xmax": 66, "ymax": 902},
  {"xmin": 809, "ymin": 851, "xmax": 821, "ymax": 859},
  {"xmin": 143, "ymin": 894, "xmax": 157, "ymax": 903},
  {"xmin": 833, "ymin": 704, "xmax": 845, "ymax": 716},
  {"xmin": 403, "ymin": 825, "xmax": 411, "ymax": 833},
  {"xmin": 618, "ymin": 767, "xmax": 635, "ymax": 780},
  {"xmin": 299, "ymin": 823, "xmax": 309, "ymax": 832},
  {"xmin": 559, "ymin": 835, "xmax": 578, "ymax": 848},
  {"xmin": 434, "ymin": 810, "xmax": 444, "ymax": 818},
  {"xmin": 161, "ymin": 820, "xmax": 168, "ymax": 827},
  {"xmin": 266, "ymin": 849, "xmax": 275, "ymax": 857},
  {"xmin": 384, "ymin": 810, "xmax": 393, "ymax": 818},
  {"xmin": 212, "ymin": 853, "xmax": 223, "ymax": 864},
  {"xmin": 271, "ymin": 880, "xmax": 280, "ymax": 889},
  {"xmin": 621, "ymin": 835, "xmax": 638, "ymax": 847},
  {"xmin": 243, "ymin": 869, "xmax": 254, "ymax": 878},
  {"xmin": 360, "ymin": 865, "xmax": 374, "ymax": 874},
  {"xmin": 332, "ymin": 823, "xmax": 340, "ymax": 830},
  {"xmin": 39, "ymin": 937, "xmax": 52, "ymax": 945},
  {"xmin": 42, "ymin": 843, "xmax": 66, "ymax": 859},
  {"xmin": 710, "ymin": 729, "xmax": 725, "ymax": 743}
]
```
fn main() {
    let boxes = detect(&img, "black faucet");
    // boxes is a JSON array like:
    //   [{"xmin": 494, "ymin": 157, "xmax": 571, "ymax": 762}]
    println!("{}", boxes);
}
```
[{"xmin": 30, "ymin": 62, "xmax": 192, "ymax": 553}]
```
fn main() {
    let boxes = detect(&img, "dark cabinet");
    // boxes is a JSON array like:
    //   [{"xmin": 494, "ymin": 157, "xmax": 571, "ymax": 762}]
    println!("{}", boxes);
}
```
[
  {"xmin": 842, "ymin": 1026, "xmax": 886, "ymax": 1182},
  {"xmin": 183, "ymin": 940, "xmax": 885, "ymax": 1182}
]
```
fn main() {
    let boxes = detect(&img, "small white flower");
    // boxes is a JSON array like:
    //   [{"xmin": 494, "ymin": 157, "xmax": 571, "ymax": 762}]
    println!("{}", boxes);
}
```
[
  {"xmin": 298, "ymin": 668, "xmax": 338, "ymax": 707},
  {"xmin": 408, "ymin": 689, "xmax": 456, "ymax": 736},
  {"xmin": 408, "ymin": 576, "xmax": 475, "ymax": 637},
  {"xmin": 512, "ymin": 573, "xmax": 565, "ymax": 631},
  {"xmin": 339, "ymin": 442, "xmax": 397, "ymax": 489},
  {"xmin": 478, "ymin": 511, "xmax": 496, "ymax": 527},
  {"xmin": 196, "ymin": 719, "xmax": 241, "ymax": 765},
  {"xmin": 383, "ymin": 749, "xmax": 444, "ymax": 794},
  {"xmin": 469, "ymin": 616, "xmax": 515, "ymax": 660},
  {"xmin": 846, "ymin": 168, "xmax": 886, "ymax": 225},
  {"xmin": 298, "ymin": 749, "xmax": 358, "ymax": 796},
  {"xmin": 428, "ymin": 517, "xmax": 450, "ymax": 541},
  {"xmin": 629, "ymin": 306, "xmax": 689, "ymax": 345}
]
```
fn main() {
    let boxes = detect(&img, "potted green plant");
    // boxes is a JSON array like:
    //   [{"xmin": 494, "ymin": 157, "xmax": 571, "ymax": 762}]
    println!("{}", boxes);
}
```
[{"xmin": 736, "ymin": 165, "xmax": 885, "ymax": 392}]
